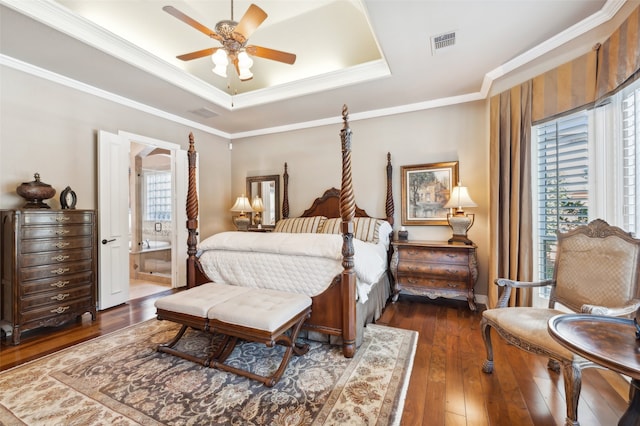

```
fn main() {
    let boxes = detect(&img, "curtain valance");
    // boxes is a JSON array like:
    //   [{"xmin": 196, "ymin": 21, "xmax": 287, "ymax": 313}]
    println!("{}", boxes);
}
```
[
  {"xmin": 530, "ymin": 5, "xmax": 639, "ymax": 123},
  {"xmin": 595, "ymin": 6, "xmax": 639, "ymax": 100},
  {"xmin": 532, "ymin": 51, "xmax": 597, "ymax": 123}
]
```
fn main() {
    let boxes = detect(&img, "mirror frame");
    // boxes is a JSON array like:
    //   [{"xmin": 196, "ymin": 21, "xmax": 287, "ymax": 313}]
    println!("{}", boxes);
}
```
[{"xmin": 246, "ymin": 174, "xmax": 280, "ymax": 228}]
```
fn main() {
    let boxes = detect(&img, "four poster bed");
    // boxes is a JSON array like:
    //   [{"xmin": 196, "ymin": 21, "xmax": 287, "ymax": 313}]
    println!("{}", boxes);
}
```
[{"xmin": 184, "ymin": 106, "xmax": 394, "ymax": 357}]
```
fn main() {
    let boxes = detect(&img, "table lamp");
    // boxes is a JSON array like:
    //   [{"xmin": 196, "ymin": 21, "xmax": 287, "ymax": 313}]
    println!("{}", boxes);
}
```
[
  {"xmin": 251, "ymin": 196, "xmax": 264, "ymax": 226},
  {"xmin": 443, "ymin": 182, "xmax": 477, "ymax": 245},
  {"xmin": 230, "ymin": 194, "xmax": 253, "ymax": 231}
]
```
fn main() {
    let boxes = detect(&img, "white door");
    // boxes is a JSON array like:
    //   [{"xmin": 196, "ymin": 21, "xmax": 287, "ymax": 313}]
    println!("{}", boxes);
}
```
[{"xmin": 97, "ymin": 130, "xmax": 130, "ymax": 309}]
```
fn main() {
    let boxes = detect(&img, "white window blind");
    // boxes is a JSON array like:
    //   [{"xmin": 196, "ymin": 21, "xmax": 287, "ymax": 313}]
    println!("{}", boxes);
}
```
[
  {"xmin": 535, "ymin": 111, "xmax": 590, "ymax": 281},
  {"xmin": 622, "ymin": 85, "xmax": 640, "ymax": 234}
]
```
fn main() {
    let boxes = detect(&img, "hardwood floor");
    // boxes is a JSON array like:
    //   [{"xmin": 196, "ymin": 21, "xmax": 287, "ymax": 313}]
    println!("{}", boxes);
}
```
[{"xmin": 1, "ymin": 293, "xmax": 629, "ymax": 425}]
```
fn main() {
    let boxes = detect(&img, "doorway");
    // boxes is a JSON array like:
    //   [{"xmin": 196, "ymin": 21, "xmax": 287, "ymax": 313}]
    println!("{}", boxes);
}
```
[
  {"xmin": 98, "ymin": 130, "xmax": 188, "ymax": 310},
  {"xmin": 128, "ymin": 142, "xmax": 173, "ymax": 300}
]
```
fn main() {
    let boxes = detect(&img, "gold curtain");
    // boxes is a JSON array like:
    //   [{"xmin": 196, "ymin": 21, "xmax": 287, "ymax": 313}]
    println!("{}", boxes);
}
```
[
  {"xmin": 532, "ymin": 51, "xmax": 598, "ymax": 123},
  {"xmin": 488, "ymin": 82, "xmax": 534, "ymax": 308},
  {"xmin": 596, "ymin": 6, "xmax": 640, "ymax": 99}
]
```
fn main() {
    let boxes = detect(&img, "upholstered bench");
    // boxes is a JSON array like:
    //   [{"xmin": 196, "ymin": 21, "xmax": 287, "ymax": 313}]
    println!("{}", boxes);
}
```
[{"xmin": 154, "ymin": 282, "xmax": 312, "ymax": 387}]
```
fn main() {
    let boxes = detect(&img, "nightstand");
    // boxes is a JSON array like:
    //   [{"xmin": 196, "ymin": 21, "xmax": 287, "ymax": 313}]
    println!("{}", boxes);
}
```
[
  {"xmin": 391, "ymin": 240, "xmax": 478, "ymax": 311},
  {"xmin": 247, "ymin": 227, "xmax": 272, "ymax": 232}
]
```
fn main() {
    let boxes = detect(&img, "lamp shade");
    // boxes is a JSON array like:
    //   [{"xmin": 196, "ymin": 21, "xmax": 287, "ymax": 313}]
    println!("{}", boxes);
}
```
[
  {"xmin": 443, "ymin": 183, "xmax": 477, "ymax": 211},
  {"xmin": 251, "ymin": 196, "xmax": 264, "ymax": 212},
  {"xmin": 230, "ymin": 195, "xmax": 253, "ymax": 213}
]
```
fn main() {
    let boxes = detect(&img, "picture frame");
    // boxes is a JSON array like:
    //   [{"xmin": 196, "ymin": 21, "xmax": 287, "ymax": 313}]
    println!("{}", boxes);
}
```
[{"xmin": 401, "ymin": 161, "xmax": 458, "ymax": 226}]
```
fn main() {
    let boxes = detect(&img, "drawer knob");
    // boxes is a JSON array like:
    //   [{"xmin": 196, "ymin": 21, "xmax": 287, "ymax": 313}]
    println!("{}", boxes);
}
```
[
  {"xmin": 55, "ymin": 216, "xmax": 70, "ymax": 222},
  {"xmin": 50, "ymin": 306, "xmax": 70, "ymax": 314},
  {"xmin": 447, "ymin": 283, "xmax": 459, "ymax": 288},
  {"xmin": 446, "ymin": 254, "xmax": 457, "ymax": 258},
  {"xmin": 50, "ymin": 280, "xmax": 70, "ymax": 288},
  {"xmin": 51, "ymin": 255, "xmax": 70, "ymax": 262},
  {"xmin": 51, "ymin": 267, "xmax": 70, "ymax": 275},
  {"xmin": 51, "ymin": 293, "xmax": 70, "ymax": 301},
  {"xmin": 54, "ymin": 242, "xmax": 70, "ymax": 248},
  {"xmin": 55, "ymin": 229, "xmax": 70, "ymax": 236}
]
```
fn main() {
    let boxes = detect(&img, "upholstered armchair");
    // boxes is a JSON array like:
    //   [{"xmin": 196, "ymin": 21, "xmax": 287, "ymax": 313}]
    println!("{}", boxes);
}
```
[{"xmin": 481, "ymin": 219, "xmax": 640, "ymax": 426}]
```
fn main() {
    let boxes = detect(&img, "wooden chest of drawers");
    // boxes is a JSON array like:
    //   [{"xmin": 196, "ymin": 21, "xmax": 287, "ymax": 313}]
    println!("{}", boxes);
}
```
[
  {"xmin": 391, "ymin": 240, "xmax": 478, "ymax": 311},
  {"xmin": 0, "ymin": 209, "xmax": 97, "ymax": 344}
]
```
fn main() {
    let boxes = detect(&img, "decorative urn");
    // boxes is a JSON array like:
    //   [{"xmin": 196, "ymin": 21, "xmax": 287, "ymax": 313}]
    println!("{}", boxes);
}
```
[{"xmin": 16, "ymin": 173, "xmax": 56, "ymax": 209}]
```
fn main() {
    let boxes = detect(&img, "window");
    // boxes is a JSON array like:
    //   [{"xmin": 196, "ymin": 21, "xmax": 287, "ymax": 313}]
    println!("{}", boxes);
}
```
[
  {"xmin": 144, "ymin": 171, "xmax": 172, "ymax": 221},
  {"xmin": 534, "ymin": 111, "xmax": 590, "ymax": 283},
  {"xmin": 532, "ymin": 78, "xmax": 640, "ymax": 301},
  {"xmin": 622, "ymin": 85, "xmax": 640, "ymax": 233}
]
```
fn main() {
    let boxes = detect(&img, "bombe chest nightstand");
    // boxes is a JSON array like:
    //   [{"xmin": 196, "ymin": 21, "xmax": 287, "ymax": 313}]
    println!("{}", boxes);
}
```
[{"xmin": 391, "ymin": 240, "xmax": 478, "ymax": 311}]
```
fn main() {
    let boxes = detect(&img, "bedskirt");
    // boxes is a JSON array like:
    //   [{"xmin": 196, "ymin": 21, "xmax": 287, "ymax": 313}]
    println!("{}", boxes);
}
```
[{"xmin": 301, "ymin": 272, "xmax": 391, "ymax": 347}]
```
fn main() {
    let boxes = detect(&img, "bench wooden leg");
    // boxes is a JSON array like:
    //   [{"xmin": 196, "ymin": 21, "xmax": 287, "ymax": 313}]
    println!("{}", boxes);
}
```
[
  {"xmin": 211, "ymin": 311, "xmax": 310, "ymax": 387},
  {"xmin": 205, "ymin": 334, "xmax": 238, "ymax": 366},
  {"xmin": 157, "ymin": 324, "xmax": 214, "ymax": 366}
]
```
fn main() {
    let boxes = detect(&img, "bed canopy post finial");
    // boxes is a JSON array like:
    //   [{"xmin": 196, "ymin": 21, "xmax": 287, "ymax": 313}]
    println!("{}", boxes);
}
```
[
  {"xmin": 186, "ymin": 132, "xmax": 199, "ymax": 288},
  {"xmin": 386, "ymin": 152, "xmax": 394, "ymax": 226},
  {"xmin": 339, "ymin": 104, "xmax": 356, "ymax": 358},
  {"xmin": 282, "ymin": 162, "xmax": 289, "ymax": 219}
]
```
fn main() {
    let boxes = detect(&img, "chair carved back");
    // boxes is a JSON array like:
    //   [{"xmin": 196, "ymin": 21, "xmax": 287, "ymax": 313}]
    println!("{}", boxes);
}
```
[{"xmin": 549, "ymin": 219, "xmax": 640, "ymax": 312}]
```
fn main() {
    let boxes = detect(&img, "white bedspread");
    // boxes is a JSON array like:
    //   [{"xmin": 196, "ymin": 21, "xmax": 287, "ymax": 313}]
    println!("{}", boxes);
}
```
[{"xmin": 198, "ymin": 232, "xmax": 389, "ymax": 302}]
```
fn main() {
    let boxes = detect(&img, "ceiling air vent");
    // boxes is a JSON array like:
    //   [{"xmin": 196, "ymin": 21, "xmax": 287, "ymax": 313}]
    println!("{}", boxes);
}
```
[
  {"xmin": 190, "ymin": 107, "xmax": 218, "ymax": 119},
  {"xmin": 431, "ymin": 31, "xmax": 456, "ymax": 55}
]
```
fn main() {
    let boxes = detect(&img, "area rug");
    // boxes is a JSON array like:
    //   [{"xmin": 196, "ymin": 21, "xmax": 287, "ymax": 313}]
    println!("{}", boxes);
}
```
[{"xmin": 0, "ymin": 319, "xmax": 417, "ymax": 425}]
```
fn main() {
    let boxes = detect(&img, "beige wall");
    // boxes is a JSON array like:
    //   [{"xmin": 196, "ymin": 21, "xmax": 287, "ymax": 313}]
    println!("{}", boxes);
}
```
[
  {"xmin": 0, "ymin": 66, "xmax": 230, "ymax": 239},
  {"xmin": 231, "ymin": 101, "xmax": 490, "ymax": 296}
]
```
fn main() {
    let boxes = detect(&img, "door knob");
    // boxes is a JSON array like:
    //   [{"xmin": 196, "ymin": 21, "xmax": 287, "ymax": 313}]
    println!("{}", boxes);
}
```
[{"xmin": 101, "ymin": 238, "xmax": 116, "ymax": 245}]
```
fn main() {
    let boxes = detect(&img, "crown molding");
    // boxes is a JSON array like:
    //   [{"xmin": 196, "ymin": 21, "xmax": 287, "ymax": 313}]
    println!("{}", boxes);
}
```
[
  {"xmin": 231, "ymin": 60, "xmax": 391, "ymax": 110},
  {"xmin": 0, "ymin": 54, "xmax": 230, "ymax": 138},
  {"xmin": 479, "ymin": 0, "xmax": 626, "ymax": 97}
]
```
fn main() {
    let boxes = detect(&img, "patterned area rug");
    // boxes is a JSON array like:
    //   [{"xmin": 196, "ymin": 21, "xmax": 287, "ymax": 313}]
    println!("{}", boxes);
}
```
[{"xmin": 0, "ymin": 320, "xmax": 417, "ymax": 425}]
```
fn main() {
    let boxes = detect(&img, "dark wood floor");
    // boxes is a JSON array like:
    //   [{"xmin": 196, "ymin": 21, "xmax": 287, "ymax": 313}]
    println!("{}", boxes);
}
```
[{"xmin": 1, "ymin": 293, "xmax": 629, "ymax": 425}]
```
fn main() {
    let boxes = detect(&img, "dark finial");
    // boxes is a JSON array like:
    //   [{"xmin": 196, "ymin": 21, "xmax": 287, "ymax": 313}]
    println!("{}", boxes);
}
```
[{"xmin": 342, "ymin": 104, "xmax": 349, "ymax": 122}]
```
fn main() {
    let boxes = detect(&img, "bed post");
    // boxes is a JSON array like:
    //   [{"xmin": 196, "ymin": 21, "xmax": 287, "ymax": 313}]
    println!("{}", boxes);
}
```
[
  {"xmin": 339, "ymin": 105, "xmax": 357, "ymax": 358},
  {"xmin": 282, "ymin": 162, "xmax": 289, "ymax": 219},
  {"xmin": 386, "ymin": 152, "xmax": 394, "ymax": 226},
  {"xmin": 186, "ymin": 133, "xmax": 199, "ymax": 289}
]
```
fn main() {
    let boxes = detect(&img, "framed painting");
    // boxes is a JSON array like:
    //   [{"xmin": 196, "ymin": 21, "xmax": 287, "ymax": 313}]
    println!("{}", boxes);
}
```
[{"xmin": 401, "ymin": 161, "xmax": 458, "ymax": 226}]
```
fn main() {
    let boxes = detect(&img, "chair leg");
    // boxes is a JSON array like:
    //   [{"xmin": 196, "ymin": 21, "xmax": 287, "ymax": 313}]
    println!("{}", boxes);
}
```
[
  {"xmin": 480, "ymin": 318, "xmax": 494, "ymax": 373},
  {"xmin": 561, "ymin": 361, "xmax": 581, "ymax": 426}
]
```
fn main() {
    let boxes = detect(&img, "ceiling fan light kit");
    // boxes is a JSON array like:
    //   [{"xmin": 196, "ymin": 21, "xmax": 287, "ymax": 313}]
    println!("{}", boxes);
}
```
[
  {"xmin": 164, "ymin": 2, "xmax": 296, "ymax": 83},
  {"xmin": 211, "ymin": 49, "xmax": 229, "ymax": 77}
]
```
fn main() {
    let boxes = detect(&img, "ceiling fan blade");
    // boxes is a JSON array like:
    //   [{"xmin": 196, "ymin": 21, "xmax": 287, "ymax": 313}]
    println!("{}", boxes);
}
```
[
  {"xmin": 232, "ymin": 4, "xmax": 268, "ymax": 42},
  {"xmin": 163, "ymin": 5, "xmax": 222, "ymax": 42},
  {"xmin": 246, "ymin": 45, "xmax": 296, "ymax": 65},
  {"xmin": 177, "ymin": 47, "xmax": 219, "ymax": 61}
]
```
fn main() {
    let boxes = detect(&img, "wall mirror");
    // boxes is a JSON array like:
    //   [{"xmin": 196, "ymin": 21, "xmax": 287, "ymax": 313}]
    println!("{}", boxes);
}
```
[{"xmin": 246, "ymin": 174, "xmax": 280, "ymax": 228}]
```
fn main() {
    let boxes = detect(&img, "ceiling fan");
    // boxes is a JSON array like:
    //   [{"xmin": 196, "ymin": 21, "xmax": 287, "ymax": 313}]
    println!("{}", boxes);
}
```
[{"xmin": 163, "ymin": 2, "xmax": 296, "ymax": 81}]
